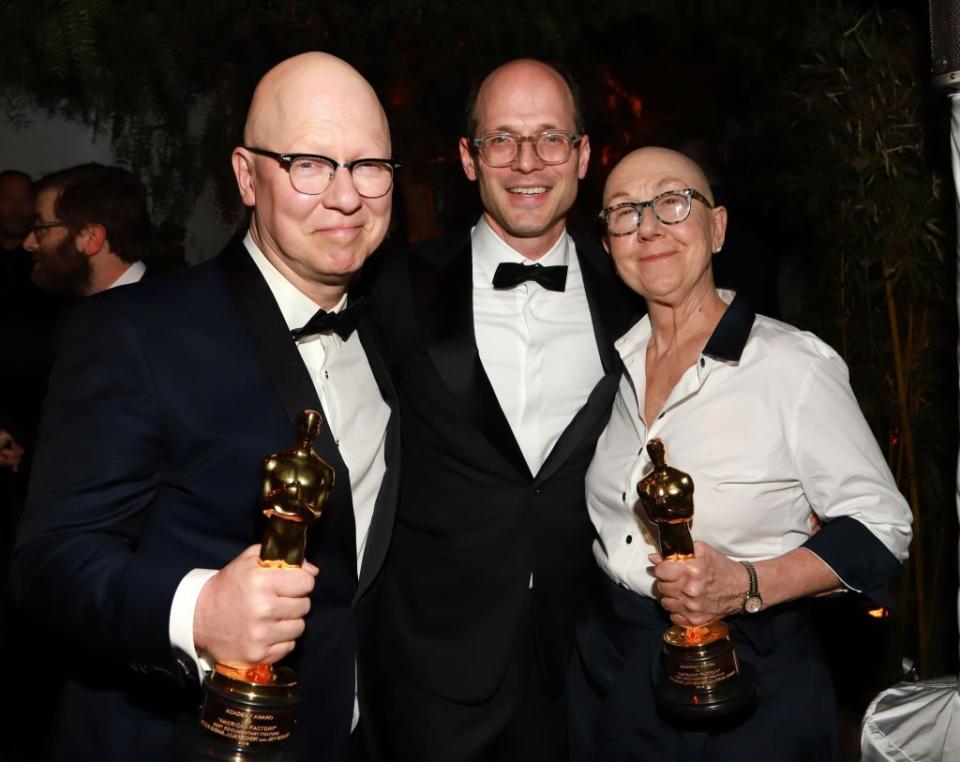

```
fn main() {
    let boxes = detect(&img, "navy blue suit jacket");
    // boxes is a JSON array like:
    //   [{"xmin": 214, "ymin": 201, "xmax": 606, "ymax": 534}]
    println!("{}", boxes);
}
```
[{"xmin": 12, "ymin": 238, "xmax": 399, "ymax": 761}]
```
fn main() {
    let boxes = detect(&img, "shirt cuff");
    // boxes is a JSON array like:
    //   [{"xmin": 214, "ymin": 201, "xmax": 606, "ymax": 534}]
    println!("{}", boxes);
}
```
[
  {"xmin": 802, "ymin": 516, "xmax": 902, "ymax": 607},
  {"xmin": 169, "ymin": 568, "xmax": 218, "ymax": 683}
]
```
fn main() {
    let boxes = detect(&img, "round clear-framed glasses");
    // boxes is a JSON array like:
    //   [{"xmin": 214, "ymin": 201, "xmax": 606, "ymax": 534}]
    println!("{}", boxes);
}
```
[
  {"xmin": 599, "ymin": 188, "xmax": 714, "ymax": 236},
  {"xmin": 244, "ymin": 147, "xmax": 401, "ymax": 198},
  {"xmin": 471, "ymin": 130, "xmax": 582, "ymax": 167}
]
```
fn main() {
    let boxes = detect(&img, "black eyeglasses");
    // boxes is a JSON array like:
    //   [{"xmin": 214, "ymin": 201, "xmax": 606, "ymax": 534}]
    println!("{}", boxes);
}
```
[
  {"xmin": 31, "ymin": 220, "xmax": 67, "ymax": 239},
  {"xmin": 599, "ymin": 188, "xmax": 714, "ymax": 236},
  {"xmin": 470, "ymin": 131, "xmax": 582, "ymax": 167},
  {"xmin": 244, "ymin": 147, "xmax": 401, "ymax": 198}
]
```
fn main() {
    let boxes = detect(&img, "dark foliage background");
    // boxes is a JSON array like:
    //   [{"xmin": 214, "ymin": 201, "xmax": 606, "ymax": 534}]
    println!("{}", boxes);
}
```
[{"xmin": 1, "ymin": 0, "xmax": 956, "ymax": 733}]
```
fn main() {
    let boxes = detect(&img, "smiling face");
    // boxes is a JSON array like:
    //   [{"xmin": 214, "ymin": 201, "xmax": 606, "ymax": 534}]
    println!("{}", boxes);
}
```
[
  {"xmin": 602, "ymin": 147, "xmax": 726, "ymax": 306},
  {"xmin": 232, "ymin": 53, "xmax": 393, "ymax": 306},
  {"xmin": 459, "ymin": 60, "xmax": 590, "ymax": 260}
]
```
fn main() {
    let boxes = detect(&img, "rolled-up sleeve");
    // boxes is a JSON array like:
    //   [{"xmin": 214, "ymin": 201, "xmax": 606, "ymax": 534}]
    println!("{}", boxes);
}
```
[{"xmin": 790, "ymin": 352, "xmax": 912, "ymax": 598}]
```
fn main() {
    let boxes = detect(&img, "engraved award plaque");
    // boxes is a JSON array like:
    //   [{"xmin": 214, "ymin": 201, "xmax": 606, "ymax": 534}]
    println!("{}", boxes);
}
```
[
  {"xmin": 176, "ymin": 410, "xmax": 332, "ymax": 761},
  {"xmin": 636, "ymin": 438, "xmax": 757, "ymax": 719}
]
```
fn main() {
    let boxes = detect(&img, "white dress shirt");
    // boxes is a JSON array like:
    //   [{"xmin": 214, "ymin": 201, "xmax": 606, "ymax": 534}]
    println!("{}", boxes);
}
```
[
  {"xmin": 472, "ymin": 217, "xmax": 603, "ymax": 475},
  {"xmin": 586, "ymin": 290, "xmax": 912, "ymax": 598},
  {"xmin": 107, "ymin": 260, "xmax": 146, "ymax": 289},
  {"xmin": 169, "ymin": 233, "xmax": 389, "ymax": 729}
]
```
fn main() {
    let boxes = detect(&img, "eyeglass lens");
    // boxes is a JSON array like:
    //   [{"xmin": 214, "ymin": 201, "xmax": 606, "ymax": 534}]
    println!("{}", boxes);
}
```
[
  {"xmin": 288, "ymin": 156, "xmax": 394, "ymax": 198},
  {"xmin": 606, "ymin": 193, "xmax": 692, "ymax": 235},
  {"xmin": 479, "ymin": 133, "xmax": 575, "ymax": 166}
]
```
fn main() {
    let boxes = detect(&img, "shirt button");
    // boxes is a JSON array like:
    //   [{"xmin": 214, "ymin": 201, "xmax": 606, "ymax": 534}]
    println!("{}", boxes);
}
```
[
  {"xmin": 658, "ymin": 412, "xmax": 664, "ymax": 420},
  {"xmin": 700, "ymin": 358, "xmax": 706, "ymax": 368},
  {"xmin": 621, "ymin": 492, "xmax": 626, "ymax": 502},
  {"xmin": 626, "ymin": 535, "xmax": 633, "ymax": 544}
]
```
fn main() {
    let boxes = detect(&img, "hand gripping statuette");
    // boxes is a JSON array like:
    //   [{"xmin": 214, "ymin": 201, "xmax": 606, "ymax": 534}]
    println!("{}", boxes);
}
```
[
  {"xmin": 182, "ymin": 410, "xmax": 333, "ymax": 761},
  {"xmin": 636, "ymin": 438, "xmax": 758, "ymax": 720}
]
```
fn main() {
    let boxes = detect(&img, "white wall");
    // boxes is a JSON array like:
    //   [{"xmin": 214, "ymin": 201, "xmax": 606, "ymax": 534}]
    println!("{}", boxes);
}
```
[{"xmin": 0, "ymin": 104, "xmax": 234, "ymax": 263}]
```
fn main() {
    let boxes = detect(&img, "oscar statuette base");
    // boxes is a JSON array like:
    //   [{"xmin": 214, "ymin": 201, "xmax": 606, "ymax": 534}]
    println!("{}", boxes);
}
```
[
  {"xmin": 174, "ymin": 667, "xmax": 307, "ymax": 761},
  {"xmin": 655, "ymin": 621, "xmax": 759, "ymax": 721}
]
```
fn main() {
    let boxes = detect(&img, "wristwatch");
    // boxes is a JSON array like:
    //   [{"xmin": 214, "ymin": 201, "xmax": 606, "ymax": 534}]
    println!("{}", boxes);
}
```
[{"xmin": 740, "ymin": 561, "xmax": 763, "ymax": 614}]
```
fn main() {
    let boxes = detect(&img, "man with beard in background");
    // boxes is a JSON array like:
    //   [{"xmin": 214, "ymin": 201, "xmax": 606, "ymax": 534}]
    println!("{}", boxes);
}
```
[{"xmin": 24, "ymin": 164, "xmax": 151, "ymax": 297}]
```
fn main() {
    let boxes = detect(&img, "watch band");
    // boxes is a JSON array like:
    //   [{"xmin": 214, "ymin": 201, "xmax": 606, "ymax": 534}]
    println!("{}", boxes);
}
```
[{"xmin": 740, "ymin": 560, "xmax": 763, "ymax": 614}]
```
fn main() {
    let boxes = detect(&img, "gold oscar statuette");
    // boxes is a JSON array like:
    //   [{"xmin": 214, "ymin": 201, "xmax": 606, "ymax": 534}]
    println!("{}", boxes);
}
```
[
  {"xmin": 178, "ymin": 410, "xmax": 333, "ymax": 761},
  {"xmin": 636, "ymin": 438, "xmax": 758, "ymax": 719}
]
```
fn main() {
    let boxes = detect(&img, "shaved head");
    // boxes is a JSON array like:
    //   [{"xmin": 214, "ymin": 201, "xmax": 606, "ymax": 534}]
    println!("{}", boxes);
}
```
[
  {"xmin": 601, "ymin": 145, "xmax": 727, "ymax": 304},
  {"xmin": 244, "ymin": 52, "xmax": 389, "ymax": 154},
  {"xmin": 604, "ymin": 147, "xmax": 715, "ymax": 207},
  {"xmin": 233, "ymin": 52, "xmax": 394, "ymax": 308}
]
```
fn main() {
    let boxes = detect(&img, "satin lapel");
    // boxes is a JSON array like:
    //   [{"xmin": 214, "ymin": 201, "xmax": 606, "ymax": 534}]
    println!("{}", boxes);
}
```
[
  {"xmin": 574, "ymin": 231, "xmax": 622, "ymax": 375},
  {"xmin": 536, "ymin": 236, "xmax": 625, "ymax": 483},
  {"xmin": 417, "ymin": 241, "xmax": 531, "ymax": 479},
  {"xmin": 536, "ymin": 372, "xmax": 620, "ymax": 484},
  {"xmin": 354, "ymin": 316, "xmax": 399, "ymax": 599},
  {"xmin": 216, "ymin": 240, "xmax": 357, "ymax": 574}
]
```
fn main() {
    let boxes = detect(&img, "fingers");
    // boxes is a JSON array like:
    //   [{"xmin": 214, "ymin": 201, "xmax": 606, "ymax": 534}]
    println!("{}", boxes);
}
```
[
  {"xmin": 658, "ymin": 587, "xmax": 711, "ymax": 615},
  {"xmin": 258, "ymin": 618, "xmax": 308, "ymax": 664},
  {"xmin": 269, "ymin": 566, "xmax": 316, "ymax": 598},
  {"xmin": 650, "ymin": 541, "xmax": 747, "ymax": 622},
  {"xmin": 668, "ymin": 611, "xmax": 715, "ymax": 629},
  {"xmin": 194, "ymin": 546, "xmax": 316, "ymax": 667},
  {"xmin": 650, "ymin": 550, "xmax": 716, "ymax": 621},
  {"xmin": 809, "ymin": 512, "xmax": 823, "ymax": 534},
  {"xmin": 650, "ymin": 556, "xmax": 704, "ymax": 591},
  {"xmin": 263, "ymin": 590, "xmax": 312, "ymax": 623},
  {"xmin": 264, "ymin": 641, "xmax": 296, "ymax": 664}
]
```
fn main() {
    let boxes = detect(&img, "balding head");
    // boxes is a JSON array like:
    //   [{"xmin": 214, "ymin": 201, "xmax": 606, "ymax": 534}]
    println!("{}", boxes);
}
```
[
  {"xmin": 465, "ymin": 59, "xmax": 584, "ymax": 137},
  {"xmin": 233, "ymin": 52, "xmax": 394, "ymax": 308},
  {"xmin": 244, "ymin": 52, "xmax": 389, "ymax": 154},
  {"xmin": 459, "ymin": 58, "xmax": 590, "ymax": 260}
]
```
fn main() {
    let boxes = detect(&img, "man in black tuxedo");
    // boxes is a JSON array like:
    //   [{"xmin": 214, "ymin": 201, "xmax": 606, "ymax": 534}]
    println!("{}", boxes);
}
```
[
  {"xmin": 12, "ymin": 52, "xmax": 399, "ymax": 762},
  {"xmin": 373, "ymin": 59, "xmax": 637, "ymax": 761}
]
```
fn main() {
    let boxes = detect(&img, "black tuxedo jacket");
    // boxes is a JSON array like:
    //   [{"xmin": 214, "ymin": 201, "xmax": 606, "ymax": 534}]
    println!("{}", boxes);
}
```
[
  {"xmin": 11, "ymin": 238, "xmax": 399, "ymax": 762},
  {"xmin": 371, "ymin": 226, "xmax": 638, "ymax": 703}
]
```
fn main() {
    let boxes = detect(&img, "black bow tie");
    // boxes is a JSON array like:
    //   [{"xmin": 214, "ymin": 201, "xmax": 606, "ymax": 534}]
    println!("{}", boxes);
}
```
[
  {"xmin": 492, "ymin": 262, "xmax": 567, "ymax": 292},
  {"xmin": 290, "ymin": 298, "xmax": 368, "ymax": 342}
]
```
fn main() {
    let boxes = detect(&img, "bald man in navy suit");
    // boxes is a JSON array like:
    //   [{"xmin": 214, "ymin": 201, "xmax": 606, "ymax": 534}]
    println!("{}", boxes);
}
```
[{"xmin": 13, "ymin": 52, "xmax": 400, "ymax": 762}]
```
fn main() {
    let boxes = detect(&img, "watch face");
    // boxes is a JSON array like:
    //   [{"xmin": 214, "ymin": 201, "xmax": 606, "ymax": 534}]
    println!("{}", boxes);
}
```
[{"xmin": 745, "ymin": 596, "xmax": 763, "ymax": 614}]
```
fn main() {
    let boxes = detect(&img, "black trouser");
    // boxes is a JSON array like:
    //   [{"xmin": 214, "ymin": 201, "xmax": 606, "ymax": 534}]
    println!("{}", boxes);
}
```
[
  {"xmin": 568, "ymin": 574, "xmax": 841, "ymax": 762},
  {"xmin": 380, "ymin": 593, "xmax": 568, "ymax": 762}
]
